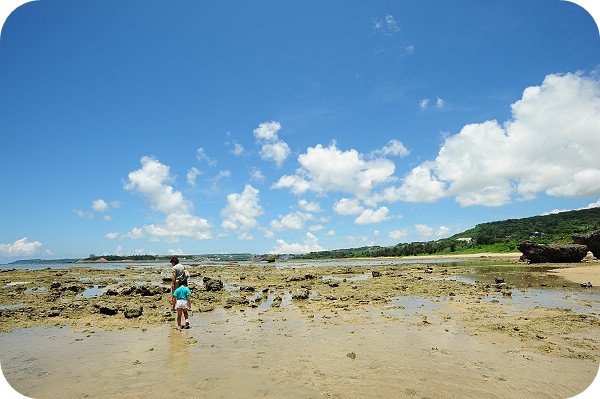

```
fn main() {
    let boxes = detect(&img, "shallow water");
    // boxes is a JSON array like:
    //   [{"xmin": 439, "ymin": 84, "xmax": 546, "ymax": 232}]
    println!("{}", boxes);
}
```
[{"xmin": 1, "ymin": 306, "xmax": 597, "ymax": 399}]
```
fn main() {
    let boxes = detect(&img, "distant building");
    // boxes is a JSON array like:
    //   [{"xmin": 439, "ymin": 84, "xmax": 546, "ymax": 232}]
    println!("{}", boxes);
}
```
[{"xmin": 456, "ymin": 237, "xmax": 472, "ymax": 243}]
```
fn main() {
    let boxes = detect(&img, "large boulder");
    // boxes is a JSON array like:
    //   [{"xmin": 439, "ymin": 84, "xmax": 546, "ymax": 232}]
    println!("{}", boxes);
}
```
[
  {"xmin": 572, "ymin": 231, "xmax": 600, "ymax": 259},
  {"xmin": 517, "ymin": 241, "xmax": 588, "ymax": 263}
]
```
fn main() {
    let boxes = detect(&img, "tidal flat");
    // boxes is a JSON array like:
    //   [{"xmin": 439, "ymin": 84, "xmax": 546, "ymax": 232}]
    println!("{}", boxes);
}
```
[{"xmin": 1, "ymin": 255, "xmax": 599, "ymax": 398}]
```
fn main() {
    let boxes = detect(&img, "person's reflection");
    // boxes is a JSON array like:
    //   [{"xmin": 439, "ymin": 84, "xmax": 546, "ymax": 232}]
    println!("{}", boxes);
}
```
[{"xmin": 167, "ymin": 328, "xmax": 190, "ymax": 384}]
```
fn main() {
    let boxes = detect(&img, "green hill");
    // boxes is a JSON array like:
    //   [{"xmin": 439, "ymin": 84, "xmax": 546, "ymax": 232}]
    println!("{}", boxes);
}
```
[{"xmin": 295, "ymin": 207, "xmax": 600, "ymax": 259}]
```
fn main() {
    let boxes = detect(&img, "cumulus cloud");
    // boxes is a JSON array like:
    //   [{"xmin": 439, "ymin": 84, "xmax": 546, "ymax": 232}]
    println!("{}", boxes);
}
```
[
  {"xmin": 415, "ymin": 224, "xmax": 434, "ymax": 237},
  {"xmin": 253, "ymin": 121, "xmax": 291, "ymax": 167},
  {"xmin": 389, "ymin": 229, "xmax": 408, "ymax": 241},
  {"xmin": 92, "ymin": 199, "xmax": 108, "ymax": 212},
  {"xmin": 271, "ymin": 232, "xmax": 324, "ymax": 254},
  {"xmin": 75, "ymin": 199, "xmax": 120, "ymax": 219},
  {"xmin": 220, "ymin": 184, "xmax": 264, "ymax": 238},
  {"xmin": 298, "ymin": 199, "xmax": 322, "ymax": 213},
  {"xmin": 0, "ymin": 237, "xmax": 43, "ymax": 257},
  {"xmin": 333, "ymin": 198, "xmax": 364, "ymax": 215},
  {"xmin": 273, "ymin": 142, "xmax": 397, "ymax": 203},
  {"xmin": 355, "ymin": 206, "xmax": 390, "ymax": 225},
  {"xmin": 383, "ymin": 72, "xmax": 600, "ymax": 207},
  {"xmin": 124, "ymin": 156, "xmax": 212, "ymax": 241},
  {"xmin": 270, "ymin": 211, "xmax": 313, "ymax": 232}
]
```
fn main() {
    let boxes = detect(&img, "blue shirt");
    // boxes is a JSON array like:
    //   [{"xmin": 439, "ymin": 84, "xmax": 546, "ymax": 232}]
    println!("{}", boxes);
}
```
[{"xmin": 173, "ymin": 286, "xmax": 191, "ymax": 300}]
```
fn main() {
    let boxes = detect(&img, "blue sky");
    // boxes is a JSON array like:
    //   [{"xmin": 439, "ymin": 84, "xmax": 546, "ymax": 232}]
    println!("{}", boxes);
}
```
[{"xmin": 0, "ymin": 0, "xmax": 599, "ymax": 262}]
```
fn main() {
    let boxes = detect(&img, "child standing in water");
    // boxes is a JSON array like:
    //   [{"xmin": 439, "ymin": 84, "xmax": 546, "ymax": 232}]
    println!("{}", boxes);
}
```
[{"xmin": 171, "ymin": 281, "xmax": 192, "ymax": 330}]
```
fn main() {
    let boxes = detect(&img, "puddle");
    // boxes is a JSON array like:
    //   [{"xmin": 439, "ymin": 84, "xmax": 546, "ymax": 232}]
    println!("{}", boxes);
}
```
[
  {"xmin": 0, "ymin": 303, "xmax": 25, "ymax": 310},
  {"xmin": 24, "ymin": 286, "xmax": 47, "ymax": 294},
  {"xmin": 2, "ymin": 282, "xmax": 29, "ymax": 288},
  {"xmin": 322, "ymin": 274, "xmax": 372, "ymax": 282},
  {"xmin": 77, "ymin": 285, "xmax": 108, "ymax": 298}
]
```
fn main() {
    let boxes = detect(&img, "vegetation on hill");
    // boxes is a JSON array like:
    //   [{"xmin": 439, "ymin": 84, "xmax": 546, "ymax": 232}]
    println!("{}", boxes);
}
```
[{"xmin": 295, "ymin": 207, "xmax": 600, "ymax": 259}]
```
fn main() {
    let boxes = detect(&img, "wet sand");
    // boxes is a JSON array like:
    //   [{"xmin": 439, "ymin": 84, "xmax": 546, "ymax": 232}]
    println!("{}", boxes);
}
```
[{"xmin": 1, "ymin": 255, "xmax": 600, "ymax": 398}]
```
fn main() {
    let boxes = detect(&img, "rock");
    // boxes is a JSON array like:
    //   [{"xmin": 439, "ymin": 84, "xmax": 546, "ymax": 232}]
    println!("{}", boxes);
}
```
[
  {"xmin": 517, "ymin": 241, "xmax": 588, "ymax": 263},
  {"xmin": 372, "ymin": 271, "xmax": 381, "ymax": 277},
  {"xmin": 292, "ymin": 288, "xmax": 310, "ymax": 300},
  {"xmin": 204, "ymin": 278, "xmax": 224, "ymax": 292},
  {"xmin": 137, "ymin": 283, "xmax": 167, "ymax": 296},
  {"xmin": 495, "ymin": 277, "xmax": 504, "ymax": 284},
  {"xmin": 425, "ymin": 267, "xmax": 433, "ymax": 274},
  {"xmin": 105, "ymin": 283, "xmax": 137, "ymax": 296},
  {"xmin": 580, "ymin": 282, "xmax": 593, "ymax": 288},
  {"xmin": 95, "ymin": 301, "xmax": 119, "ymax": 316},
  {"xmin": 572, "ymin": 230, "xmax": 600, "ymax": 258},
  {"xmin": 124, "ymin": 305, "xmax": 143, "ymax": 318},
  {"xmin": 226, "ymin": 296, "xmax": 249, "ymax": 306}
]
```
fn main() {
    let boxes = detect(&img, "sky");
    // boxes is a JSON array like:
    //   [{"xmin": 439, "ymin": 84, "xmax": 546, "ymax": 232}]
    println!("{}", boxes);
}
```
[{"xmin": 0, "ymin": 0, "xmax": 599, "ymax": 263}]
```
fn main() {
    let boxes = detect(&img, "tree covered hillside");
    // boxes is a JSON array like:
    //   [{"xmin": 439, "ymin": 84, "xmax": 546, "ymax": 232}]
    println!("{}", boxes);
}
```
[{"xmin": 296, "ymin": 207, "xmax": 600, "ymax": 259}]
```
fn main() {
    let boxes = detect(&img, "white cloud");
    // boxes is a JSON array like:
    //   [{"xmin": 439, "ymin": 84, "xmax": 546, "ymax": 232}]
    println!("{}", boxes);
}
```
[
  {"xmin": 92, "ymin": 199, "xmax": 108, "ymax": 212},
  {"xmin": 73, "ymin": 209, "xmax": 93, "ymax": 218},
  {"xmin": 124, "ymin": 156, "xmax": 212, "ymax": 241},
  {"xmin": 210, "ymin": 170, "xmax": 231, "ymax": 190},
  {"xmin": 249, "ymin": 167, "xmax": 265, "ymax": 183},
  {"xmin": 228, "ymin": 141, "xmax": 244, "ymax": 156},
  {"xmin": 355, "ymin": 206, "xmax": 390, "ymax": 225},
  {"xmin": 196, "ymin": 147, "xmax": 217, "ymax": 167},
  {"xmin": 387, "ymin": 72, "xmax": 600, "ymax": 207},
  {"xmin": 273, "ymin": 143, "xmax": 396, "ymax": 202},
  {"xmin": 187, "ymin": 167, "xmax": 201, "ymax": 186},
  {"xmin": 270, "ymin": 211, "xmax": 312, "ymax": 231},
  {"xmin": 419, "ymin": 98, "xmax": 430, "ymax": 109},
  {"xmin": 415, "ymin": 224, "xmax": 434, "ymax": 237},
  {"xmin": 436, "ymin": 225, "xmax": 451, "ymax": 238},
  {"xmin": 271, "ymin": 232, "xmax": 324, "ymax": 254},
  {"xmin": 436, "ymin": 97, "xmax": 445, "ymax": 109},
  {"xmin": 261, "ymin": 141, "xmax": 291, "ymax": 167},
  {"xmin": 333, "ymin": 198, "xmax": 364, "ymax": 215},
  {"xmin": 253, "ymin": 121, "xmax": 291, "ymax": 167},
  {"xmin": 389, "ymin": 229, "xmax": 408, "ymax": 241},
  {"xmin": 298, "ymin": 199, "xmax": 322, "ymax": 213},
  {"xmin": 0, "ymin": 237, "xmax": 43, "ymax": 257},
  {"xmin": 373, "ymin": 14, "xmax": 400, "ymax": 35},
  {"xmin": 221, "ymin": 184, "xmax": 264, "ymax": 236},
  {"xmin": 371, "ymin": 139, "xmax": 409, "ymax": 158}
]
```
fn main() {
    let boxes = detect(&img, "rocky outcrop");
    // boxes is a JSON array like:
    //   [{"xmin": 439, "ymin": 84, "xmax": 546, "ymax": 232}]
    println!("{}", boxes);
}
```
[
  {"xmin": 203, "ymin": 277, "xmax": 224, "ymax": 291},
  {"xmin": 572, "ymin": 230, "xmax": 600, "ymax": 259},
  {"xmin": 517, "ymin": 241, "xmax": 589, "ymax": 263}
]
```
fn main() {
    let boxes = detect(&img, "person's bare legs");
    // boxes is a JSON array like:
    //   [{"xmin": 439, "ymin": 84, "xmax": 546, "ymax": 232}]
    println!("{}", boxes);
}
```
[{"xmin": 176, "ymin": 308, "xmax": 183, "ymax": 329}]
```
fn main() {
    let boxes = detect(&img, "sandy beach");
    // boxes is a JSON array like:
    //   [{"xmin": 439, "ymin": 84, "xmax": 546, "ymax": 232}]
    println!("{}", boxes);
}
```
[{"xmin": 1, "ymin": 254, "xmax": 599, "ymax": 398}]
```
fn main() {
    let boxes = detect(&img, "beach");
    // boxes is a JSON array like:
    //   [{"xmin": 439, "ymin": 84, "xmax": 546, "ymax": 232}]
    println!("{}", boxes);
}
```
[{"xmin": 1, "ymin": 254, "xmax": 599, "ymax": 398}]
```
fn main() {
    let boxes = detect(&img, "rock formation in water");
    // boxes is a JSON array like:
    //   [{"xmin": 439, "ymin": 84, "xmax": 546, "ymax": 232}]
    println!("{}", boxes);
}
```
[{"xmin": 517, "ymin": 241, "xmax": 589, "ymax": 263}]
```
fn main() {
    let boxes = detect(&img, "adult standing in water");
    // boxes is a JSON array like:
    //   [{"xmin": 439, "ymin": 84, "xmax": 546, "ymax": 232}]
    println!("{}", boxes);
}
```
[{"xmin": 170, "ymin": 256, "xmax": 187, "ymax": 293}]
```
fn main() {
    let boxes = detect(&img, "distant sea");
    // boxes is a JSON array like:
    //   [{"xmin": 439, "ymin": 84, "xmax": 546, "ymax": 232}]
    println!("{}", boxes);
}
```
[
  {"xmin": 1, "ymin": 257, "xmax": 466, "ymax": 271},
  {"xmin": 0, "ymin": 259, "xmax": 167, "ymax": 271}
]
